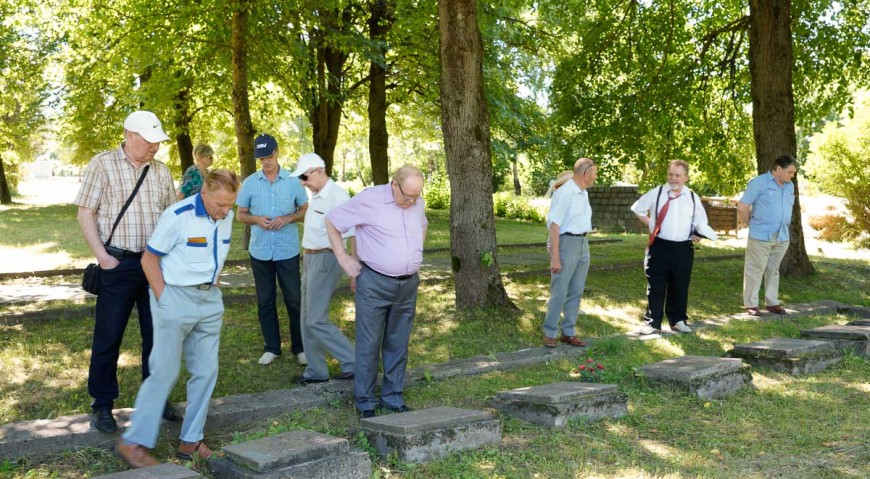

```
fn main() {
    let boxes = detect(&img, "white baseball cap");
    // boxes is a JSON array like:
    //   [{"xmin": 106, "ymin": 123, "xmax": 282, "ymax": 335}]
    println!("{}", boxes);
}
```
[
  {"xmin": 123, "ymin": 111, "xmax": 170, "ymax": 143},
  {"xmin": 290, "ymin": 153, "xmax": 326, "ymax": 177}
]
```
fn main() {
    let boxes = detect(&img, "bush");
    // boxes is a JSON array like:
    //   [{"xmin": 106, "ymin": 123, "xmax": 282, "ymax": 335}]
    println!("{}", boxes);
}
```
[
  {"xmin": 424, "ymin": 173, "xmax": 450, "ymax": 210},
  {"xmin": 808, "ymin": 214, "xmax": 855, "ymax": 243},
  {"xmin": 492, "ymin": 192, "xmax": 546, "ymax": 222},
  {"xmin": 805, "ymin": 95, "xmax": 870, "ymax": 247}
]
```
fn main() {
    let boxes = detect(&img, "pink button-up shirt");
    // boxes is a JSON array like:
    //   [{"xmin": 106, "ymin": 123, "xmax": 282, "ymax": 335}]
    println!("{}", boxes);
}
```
[{"xmin": 327, "ymin": 184, "xmax": 427, "ymax": 277}]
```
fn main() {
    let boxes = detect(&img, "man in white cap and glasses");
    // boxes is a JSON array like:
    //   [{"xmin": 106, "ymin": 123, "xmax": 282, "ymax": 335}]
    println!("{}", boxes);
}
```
[
  {"xmin": 74, "ymin": 110, "xmax": 178, "ymax": 433},
  {"xmin": 236, "ymin": 133, "xmax": 308, "ymax": 366},
  {"xmin": 289, "ymin": 153, "xmax": 356, "ymax": 385}
]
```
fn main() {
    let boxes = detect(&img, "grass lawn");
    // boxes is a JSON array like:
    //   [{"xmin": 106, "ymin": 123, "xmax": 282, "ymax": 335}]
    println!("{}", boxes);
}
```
[{"xmin": 1, "ymin": 249, "xmax": 868, "ymax": 477}]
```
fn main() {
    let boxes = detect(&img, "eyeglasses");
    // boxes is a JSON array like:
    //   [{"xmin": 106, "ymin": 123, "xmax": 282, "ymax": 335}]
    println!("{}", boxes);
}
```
[
  {"xmin": 299, "ymin": 168, "xmax": 321, "ymax": 181},
  {"xmin": 394, "ymin": 181, "xmax": 421, "ymax": 203}
]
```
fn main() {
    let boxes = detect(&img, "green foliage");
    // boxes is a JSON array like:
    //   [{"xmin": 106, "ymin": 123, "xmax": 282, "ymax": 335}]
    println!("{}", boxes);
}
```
[
  {"xmin": 424, "ymin": 172, "xmax": 450, "ymax": 210},
  {"xmin": 805, "ymin": 92, "xmax": 870, "ymax": 246},
  {"xmin": 492, "ymin": 191, "xmax": 545, "ymax": 223},
  {"xmin": 480, "ymin": 250, "xmax": 494, "ymax": 267}
]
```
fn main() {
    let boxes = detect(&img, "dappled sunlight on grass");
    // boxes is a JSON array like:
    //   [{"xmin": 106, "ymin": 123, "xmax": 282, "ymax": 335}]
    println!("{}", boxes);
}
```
[
  {"xmin": 0, "ymin": 242, "xmax": 77, "ymax": 273},
  {"xmin": 638, "ymin": 438, "xmax": 682, "ymax": 460}
]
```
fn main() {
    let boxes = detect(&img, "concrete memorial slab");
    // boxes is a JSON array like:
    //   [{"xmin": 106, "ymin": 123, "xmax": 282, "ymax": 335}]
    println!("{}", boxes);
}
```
[
  {"xmin": 846, "ymin": 319, "xmax": 870, "ymax": 327},
  {"xmin": 490, "ymin": 382, "xmax": 627, "ymax": 427},
  {"xmin": 731, "ymin": 338, "xmax": 842, "ymax": 375},
  {"xmin": 360, "ymin": 406, "xmax": 501, "ymax": 464},
  {"xmin": 638, "ymin": 356, "xmax": 752, "ymax": 400},
  {"xmin": 800, "ymin": 325, "xmax": 870, "ymax": 358},
  {"xmin": 93, "ymin": 463, "xmax": 202, "ymax": 479},
  {"xmin": 208, "ymin": 430, "xmax": 370, "ymax": 479}
]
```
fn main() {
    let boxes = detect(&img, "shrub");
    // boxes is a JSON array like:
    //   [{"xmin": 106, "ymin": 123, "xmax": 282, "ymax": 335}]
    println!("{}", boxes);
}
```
[
  {"xmin": 492, "ymin": 192, "xmax": 546, "ymax": 222},
  {"xmin": 424, "ymin": 173, "xmax": 450, "ymax": 210}
]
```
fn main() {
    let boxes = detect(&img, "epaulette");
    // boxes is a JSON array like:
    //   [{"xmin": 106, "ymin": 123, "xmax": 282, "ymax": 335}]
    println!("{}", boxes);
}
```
[{"xmin": 174, "ymin": 204, "xmax": 195, "ymax": 215}]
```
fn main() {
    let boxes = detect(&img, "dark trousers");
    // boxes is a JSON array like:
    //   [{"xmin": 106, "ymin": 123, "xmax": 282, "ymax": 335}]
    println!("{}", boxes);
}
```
[
  {"xmin": 643, "ymin": 238, "xmax": 694, "ymax": 329},
  {"xmin": 250, "ymin": 255, "xmax": 303, "ymax": 355},
  {"xmin": 89, "ymin": 257, "xmax": 153, "ymax": 410},
  {"xmin": 354, "ymin": 266, "xmax": 419, "ymax": 411}
]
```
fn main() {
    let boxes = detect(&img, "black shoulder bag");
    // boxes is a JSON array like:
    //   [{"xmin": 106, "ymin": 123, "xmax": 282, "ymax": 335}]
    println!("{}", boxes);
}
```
[{"xmin": 82, "ymin": 165, "xmax": 150, "ymax": 295}]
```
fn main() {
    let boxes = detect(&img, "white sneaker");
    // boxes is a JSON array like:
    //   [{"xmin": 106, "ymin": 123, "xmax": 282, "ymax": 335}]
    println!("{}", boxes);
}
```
[
  {"xmin": 258, "ymin": 352, "xmax": 278, "ymax": 365},
  {"xmin": 296, "ymin": 352, "xmax": 308, "ymax": 365},
  {"xmin": 639, "ymin": 325, "xmax": 661, "ymax": 335},
  {"xmin": 672, "ymin": 321, "xmax": 692, "ymax": 333}
]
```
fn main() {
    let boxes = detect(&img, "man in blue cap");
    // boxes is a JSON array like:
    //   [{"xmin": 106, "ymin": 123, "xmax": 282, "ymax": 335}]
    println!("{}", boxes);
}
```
[{"xmin": 236, "ymin": 134, "xmax": 308, "ymax": 366}]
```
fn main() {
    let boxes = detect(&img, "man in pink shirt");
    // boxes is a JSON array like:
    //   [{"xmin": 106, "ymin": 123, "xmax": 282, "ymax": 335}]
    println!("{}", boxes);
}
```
[{"xmin": 325, "ymin": 165, "xmax": 427, "ymax": 418}]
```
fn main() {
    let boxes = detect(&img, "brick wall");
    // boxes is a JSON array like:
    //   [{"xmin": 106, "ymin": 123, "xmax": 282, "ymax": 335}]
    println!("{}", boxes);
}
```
[{"xmin": 588, "ymin": 186, "xmax": 646, "ymax": 233}]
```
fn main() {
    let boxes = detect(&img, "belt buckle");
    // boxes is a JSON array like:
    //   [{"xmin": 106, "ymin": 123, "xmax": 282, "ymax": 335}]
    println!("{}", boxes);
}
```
[{"xmin": 196, "ymin": 284, "xmax": 213, "ymax": 291}]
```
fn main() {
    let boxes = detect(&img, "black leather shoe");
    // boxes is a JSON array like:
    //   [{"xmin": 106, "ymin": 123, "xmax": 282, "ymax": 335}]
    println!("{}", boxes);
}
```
[
  {"xmin": 162, "ymin": 402, "xmax": 181, "ymax": 421},
  {"xmin": 334, "ymin": 371, "xmax": 354, "ymax": 380},
  {"xmin": 358, "ymin": 409, "xmax": 376, "ymax": 419},
  {"xmin": 293, "ymin": 375, "xmax": 329, "ymax": 386},
  {"xmin": 385, "ymin": 405, "xmax": 412, "ymax": 414},
  {"xmin": 94, "ymin": 407, "xmax": 117, "ymax": 433}
]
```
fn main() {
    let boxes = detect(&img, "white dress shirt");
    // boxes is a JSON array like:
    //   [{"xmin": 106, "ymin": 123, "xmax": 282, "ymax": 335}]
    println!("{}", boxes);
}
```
[
  {"xmin": 547, "ymin": 180, "xmax": 593, "ymax": 235},
  {"xmin": 631, "ymin": 184, "xmax": 710, "ymax": 242},
  {"xmin": 302, "ymin": 179, "xmax": 354, "ymax": 250}
]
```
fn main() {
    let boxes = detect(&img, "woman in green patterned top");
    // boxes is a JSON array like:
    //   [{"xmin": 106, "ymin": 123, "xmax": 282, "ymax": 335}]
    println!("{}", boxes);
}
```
[{"xmin": 177, "ymin": 143, "xmax": 215, "ymax": 199}]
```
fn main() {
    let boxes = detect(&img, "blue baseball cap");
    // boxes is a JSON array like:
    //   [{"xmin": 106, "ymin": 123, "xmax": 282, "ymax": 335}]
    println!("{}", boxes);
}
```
[{"xmin": 253, "ymin": 133, "xmax": 278, "ymax": 159}]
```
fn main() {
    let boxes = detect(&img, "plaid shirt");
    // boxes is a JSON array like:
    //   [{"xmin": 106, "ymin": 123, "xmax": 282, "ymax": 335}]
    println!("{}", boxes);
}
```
[{"xmin": 74, "ymin": 145, "xmax": 176, "ymax": 252}]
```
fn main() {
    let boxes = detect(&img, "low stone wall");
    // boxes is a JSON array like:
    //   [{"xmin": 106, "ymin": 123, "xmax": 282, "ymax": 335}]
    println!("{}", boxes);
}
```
[{"xmin": 587, "ymin": 186, "xmax": 645, "ymax": 234}]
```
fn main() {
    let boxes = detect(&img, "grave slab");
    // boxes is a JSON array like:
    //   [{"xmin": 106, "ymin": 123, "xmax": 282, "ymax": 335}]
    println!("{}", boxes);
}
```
[
  {"xmin": 731, "ymin": 338, "xmax": 842, "ymax": 375},
  {"xmin": 846, "ymin": 319, "xmax": 870, "ymax": 327},
  {"xmin": 638, "ymin": 356, "xmax": 752, "ymax": 400},
  {"xmin": 490, "ymin": 382, "xmax": 627, "ymax": 427},
  {"xmin": 361, "ymin": 406, "xmax": 501, "ymax": 464},
  {"xmin": 800, "ymin": 325, "xmax": 870, "ymax": 358},
  {"xmin": 93, "ymin": 463, "xmax": 202, "ymax": 479},
  {"xmin": 208, "ymin": 430, "xmax": 370, "ymax": 479}
]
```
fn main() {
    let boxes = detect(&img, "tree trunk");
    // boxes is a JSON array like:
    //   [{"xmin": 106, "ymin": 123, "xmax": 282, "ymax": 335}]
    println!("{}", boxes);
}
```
[
  {"xmin": 309, "ymin": 10, "xmax": 349, "ymax": 177},
  {"xmin": 232, "ymin": 0, "xmax": 256, "ymax": 180},
  {"xmin": 512, "ymin": 160, "xmax": 521, "ymax": 195},
  {"xmin": 438, "ymin": 0, "xmax": 514, "ymax": 309},
  {"xmin": 174, "ymin": 86, "xmax": 194, "ymax": 172},
  {"xmin": 748, "ymin": 0, "xmax": 814, "ymax": 277},
  {"xmin": 0, "ymin": 155, "xmax": 12, "ymax": 204},
  {"xmin": 368, "ymin": 0, "xmax": 391, "ymax": 185}
]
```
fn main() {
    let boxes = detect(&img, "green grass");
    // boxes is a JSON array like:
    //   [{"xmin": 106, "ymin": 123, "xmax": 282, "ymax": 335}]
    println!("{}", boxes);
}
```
[
  {"xmin": 0, "ymin": 204, "xmax": 549, "ymax": 272},
  {"xmin": 1, "ymin": 202, "xmax": 869, "ymax": 477}
]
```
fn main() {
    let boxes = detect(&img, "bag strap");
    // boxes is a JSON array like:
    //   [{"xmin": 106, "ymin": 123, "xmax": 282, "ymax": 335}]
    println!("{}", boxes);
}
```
[{"xmin": 105, "ymin": 165, "xmax": 150, "ymax": 246}]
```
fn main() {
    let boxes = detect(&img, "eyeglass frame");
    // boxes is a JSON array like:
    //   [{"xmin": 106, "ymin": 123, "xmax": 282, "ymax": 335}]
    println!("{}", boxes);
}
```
[
  {"xmin": 393, "ymin": 180, "xmax": 422, "ymax": 203},
  {"xmin": 298, "ymin": 167, "xmax": 322, "ymax": 182}
]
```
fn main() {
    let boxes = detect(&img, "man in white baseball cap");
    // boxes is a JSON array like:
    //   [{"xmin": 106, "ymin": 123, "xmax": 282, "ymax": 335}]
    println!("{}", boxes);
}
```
[{"xmin": 74, "ymin": 110, "xmax": 178, "ymax": 434}]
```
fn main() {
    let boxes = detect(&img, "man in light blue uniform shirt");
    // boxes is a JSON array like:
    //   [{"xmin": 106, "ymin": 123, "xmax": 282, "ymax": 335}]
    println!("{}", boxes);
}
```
[
  {"xmin": 738, "ymin": 154, "xmax": 798, "ymax": 316},
  {"xmin": 543, "ymin": 158, "xmax": 597, "ymax": 349},
  {"xmin": 237, "ymin": 134, "xmax": 309, "ymax": 366},
  {"xmin": 115, "ymin": 170, "xmax": 238, "ymax": 468}
]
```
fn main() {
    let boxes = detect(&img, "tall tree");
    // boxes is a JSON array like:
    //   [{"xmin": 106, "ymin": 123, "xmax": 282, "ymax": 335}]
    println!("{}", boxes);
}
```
[
  {"xmin": 368, "ymin": 0, "xmax": 392, "ymax": 185},
  {"xmin": 438, "ymin": 0, "xmax": 514, "ymax": 308},
  {"xmin": 231, "ymin": 0, "xmax": 256, "ymax": 179},
  {"xmin": 747, "ymin": 0, "xmax": 812, "ymax": 275}
]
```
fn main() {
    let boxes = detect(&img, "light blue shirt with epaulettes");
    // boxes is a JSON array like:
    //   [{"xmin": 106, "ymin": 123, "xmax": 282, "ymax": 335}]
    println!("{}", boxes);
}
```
[
  {"xmin": 146, "ymin": 193, "xmax": 234, "ymax": 286},
  {"xmin": 236, "ymin": 167, "xmax": 308, "ymax": 261}
]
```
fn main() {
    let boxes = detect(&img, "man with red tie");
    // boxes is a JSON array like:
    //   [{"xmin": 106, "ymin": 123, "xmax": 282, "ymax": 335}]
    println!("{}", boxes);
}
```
[{"xmin": 631, "ymin": 160, "xmax": 715, "ymax": 335}]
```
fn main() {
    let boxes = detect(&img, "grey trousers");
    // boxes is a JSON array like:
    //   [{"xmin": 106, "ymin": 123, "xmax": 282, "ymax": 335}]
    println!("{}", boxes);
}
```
[
  {"xmin": 544, "ymin": 235, "xmax": 590, "ymax": 338},
  {"xmin": 123, "ymin": 284, "xmax": 223, "ymax": 448},
  {"xmin": 354, "ymin": 265, "xmax": 419, "ymax": 411},
  {"xmin": 301, "ymin": 252, "xmax": 355, "ymax": 380}
]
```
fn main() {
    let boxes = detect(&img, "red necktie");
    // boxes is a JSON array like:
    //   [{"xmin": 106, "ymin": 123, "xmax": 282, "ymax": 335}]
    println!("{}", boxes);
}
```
[{"xmin": 648, "ymin": 193, "xmax": 682, "ymax": 247}]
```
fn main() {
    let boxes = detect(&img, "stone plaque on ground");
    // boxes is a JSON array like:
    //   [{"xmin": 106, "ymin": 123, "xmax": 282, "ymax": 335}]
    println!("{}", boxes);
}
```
[
  {"xmin": 638, "ymin": 356, "xmax": 752, "ymax": 400},
  {"xmin": 361, "ymin": 406, "xmax": 501, "ymax": 464},
  {"xmin": 847, "ymin": 319, "xmax": 870, "ymax": 327},
  {"xmin": 731, "ymin": 338, "xmax": 842, "ymax": 375},
  {"xmin": 800, "ymin": 325, "xmax": 870, "ymax": 358},
  {"xmin": 207, "ymin": 430, "xmax": 370, "ymax": 479},
  {"xmin": 490, "ymin": 382, "xmax": 627, "ymax": 427},
  {"xmin": 93, "ymin": 463, "xmax": 202, "ymax": 479}
]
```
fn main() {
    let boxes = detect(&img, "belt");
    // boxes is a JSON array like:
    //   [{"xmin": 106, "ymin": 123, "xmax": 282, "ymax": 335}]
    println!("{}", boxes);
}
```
[
  {"xmin": 195, "ymin": 283, "xmax": 214, "ymax": 290},
  {"xmin": 362, "ymin": 263, "xmax": 415, "ymax": 281},
  {"xmin": 105, "ymin": 245, "xmax": 143, "ymax": 260},
  {"xmin": 303, "ymin": 248, "xmax": 332, "ymax": 255},
  {"xmin": 561, "ymin": 232, "xmax": 588, "ymax": 237}
]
